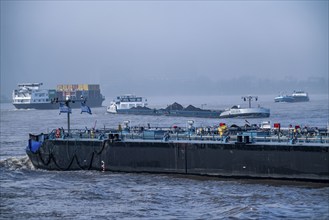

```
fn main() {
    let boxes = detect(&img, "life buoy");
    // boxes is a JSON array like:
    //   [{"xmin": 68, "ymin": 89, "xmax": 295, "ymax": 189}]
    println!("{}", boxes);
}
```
[{"xmin": 55, "ymin": 129, "xmax": 61, "ymax": 138}]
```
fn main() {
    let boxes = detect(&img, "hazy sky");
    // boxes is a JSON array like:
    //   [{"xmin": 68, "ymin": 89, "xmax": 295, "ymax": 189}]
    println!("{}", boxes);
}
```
[{"xmin": 1, "ymin": 1, "xmax": 328, "ymax": 99}]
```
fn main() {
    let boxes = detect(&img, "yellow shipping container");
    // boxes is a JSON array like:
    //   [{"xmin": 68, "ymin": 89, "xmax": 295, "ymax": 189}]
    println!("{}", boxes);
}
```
[
  {"xmin": 78, "ymin": 84, "xmax": 88, "ymax": 91},
  {"xmin": 57, "ymin": 85, "xmax": 63, "ymax": 91},
  {"xmin": 57, "ymin": 84, "xmax": 100, "ymax": 91}
]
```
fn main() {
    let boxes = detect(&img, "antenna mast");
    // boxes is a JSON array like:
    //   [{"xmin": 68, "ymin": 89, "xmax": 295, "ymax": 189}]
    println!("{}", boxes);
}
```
[
  {"xmin": 241, "ymin": 96, "xmax": 258, "ymax": 108},
  {"xmin": 52, "ymin": 97, "xmax": 87, "ymax": 134}
]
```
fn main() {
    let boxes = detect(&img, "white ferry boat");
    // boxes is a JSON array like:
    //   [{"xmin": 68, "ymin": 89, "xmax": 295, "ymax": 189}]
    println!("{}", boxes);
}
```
[
  {"xmin": 291, "ymin": 91, "xmax": 310, "ymax": 102},
  {"xmin": 12, "ymin": 83, "xmax": 56, "ymax": 109},
  {"xmin": 107, "ymin": 95, "xmax": 148, "ymax": 113},
  {"xmin": 274, "ymin": 94, "xmax": 294, "ymax": 103},
  {"xmin": 219, "ymin": 96, "xmax": 270, "ymax": 118},
  {"xmin": 274, "ymin": 91, "xmax": 309, "ymax": 102}
]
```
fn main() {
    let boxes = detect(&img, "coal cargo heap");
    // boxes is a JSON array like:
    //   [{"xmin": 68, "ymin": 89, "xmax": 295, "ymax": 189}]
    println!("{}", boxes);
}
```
[
  {"xmin": 166, "ymin": 102, "xmax": 184, "ymax": 111},
  {"xmin": 184, "ymin": 105, "xmax": 204, "ymax": 111}
]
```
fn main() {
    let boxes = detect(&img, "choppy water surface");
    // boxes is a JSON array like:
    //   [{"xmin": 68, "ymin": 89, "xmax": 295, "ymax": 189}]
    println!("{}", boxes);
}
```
[{"xmin": 1, "ymin": 94, "xmax": 328, "ymax": 219}]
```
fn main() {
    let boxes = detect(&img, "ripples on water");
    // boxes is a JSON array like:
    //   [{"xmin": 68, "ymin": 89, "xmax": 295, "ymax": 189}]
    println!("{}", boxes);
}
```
[
  {"xmin": 1, "ymin": 156, "xmax": 328, "ymax": 219},
  {"xmin": 1, "ymin": 95, "xmax": 329, "ymax": 219},
  {"xmin": 1, "ymin": 157, "xmax": 328, "ymax": 219}
]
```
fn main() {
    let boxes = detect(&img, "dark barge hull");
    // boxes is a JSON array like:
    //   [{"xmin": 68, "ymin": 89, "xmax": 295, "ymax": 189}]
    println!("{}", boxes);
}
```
[
  {"xmin": 115, "ymin": 109, "xmax": 222, "ymax": 118},
  {"xmin": 218, "ymin": 112, "xmax": 270, "ymax": 118},
  {"xmin": 13, "ymin": 99, "xmax": 104, "ymax": 109},
  {"xmin": 26, "ymin": 139, "xmax": 329, "ymax": 182}
]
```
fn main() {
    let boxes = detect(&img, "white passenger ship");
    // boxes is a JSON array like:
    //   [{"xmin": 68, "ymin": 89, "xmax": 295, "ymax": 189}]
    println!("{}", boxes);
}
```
[
  {"xmin": 291, "ymin": 91, "xmax": 310, "ymax": 102},
  {"xmin": 12, "ymin": 83, "xmax": 56, "ymax": 109},
  {"xmin": 274, "ymin": 91, "xmax": 310, "ymax": 102},
  {"xmin": 107, "ymin": 95, "xmax": 148, "ymax": 113}
]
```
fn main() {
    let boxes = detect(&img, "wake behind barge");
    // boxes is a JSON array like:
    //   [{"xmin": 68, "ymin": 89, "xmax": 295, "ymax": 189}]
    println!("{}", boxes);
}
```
[{"xmin": 26, "ymin": 123, "xmax": 329, "ymax": 182}]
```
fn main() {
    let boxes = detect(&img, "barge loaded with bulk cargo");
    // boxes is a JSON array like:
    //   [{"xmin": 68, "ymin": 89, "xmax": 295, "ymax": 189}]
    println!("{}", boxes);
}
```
[
  {"xmin": 107, "ymin": 94, "xmax": 223, "ymax": 118},
  {"xmin": 12, "ymin": 83, "xmax": 105, "ymax": 109},
  {"xmin": 107, "ymin": 94, "xmax": 270, "ymax": 119},
  {"xmin": 26, "ymin": 119, "xmax": 329, "ymax": 182}
]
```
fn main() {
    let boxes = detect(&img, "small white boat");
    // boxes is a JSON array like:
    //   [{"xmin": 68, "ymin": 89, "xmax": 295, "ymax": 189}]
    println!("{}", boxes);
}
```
[
  {"xmin": 291, "ymin": 91, "xmax": 310, "ymax": 102},
  {"xmin": 274, "ymin": 95, "xmax": 294, "ymax": 103},
  {"xmin": 274, "ymin": 91, "xmax": 309, "ymax": 102},
  {"xmin": 107, "ymin": 94, "xmax": 148, "ymax": 113},
  {"xmin": 219, "ymin": 96, "xmax": 270, "ymax": 118}
]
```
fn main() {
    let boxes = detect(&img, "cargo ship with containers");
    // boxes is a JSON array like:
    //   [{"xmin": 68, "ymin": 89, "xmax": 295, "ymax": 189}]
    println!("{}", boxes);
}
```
[{"xmin": 12, "ymin": 83, "xmax": 105, "ymax": 109}]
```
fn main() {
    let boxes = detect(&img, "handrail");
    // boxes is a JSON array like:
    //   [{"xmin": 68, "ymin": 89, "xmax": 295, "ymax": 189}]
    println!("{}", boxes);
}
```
[{"xmin": 46, "ymin": 127, "xmax": 329, "ymax": 144}]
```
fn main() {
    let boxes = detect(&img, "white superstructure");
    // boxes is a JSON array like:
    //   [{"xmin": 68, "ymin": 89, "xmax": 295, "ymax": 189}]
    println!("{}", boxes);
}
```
[
  {"xmin": 107, "ymin": 95, "xmax": 148, "ymax": 113},
  {"xmin": 274, "ymin": 91, "xmax": 309, "ymax": 102},
  {"xmin": 219, "ymin": 96, "xmax": 270, "ymax": 118},
  {"xmin": 12, "ymin": 83, "xmax": 55, "ymax": 106},
  {"xmin": 291, "ymin": 91, "xmax": 310, "ymax": 102}
]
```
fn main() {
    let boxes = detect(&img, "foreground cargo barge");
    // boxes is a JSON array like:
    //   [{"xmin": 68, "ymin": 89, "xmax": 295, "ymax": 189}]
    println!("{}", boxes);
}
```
[{"xmin": 26, "ymin": 129, "xmax": 329, "ymax": 182}]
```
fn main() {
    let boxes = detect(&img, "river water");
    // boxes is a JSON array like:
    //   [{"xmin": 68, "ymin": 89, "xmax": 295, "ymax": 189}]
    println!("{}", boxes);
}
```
[{"xmin": 1, "ymin": 94, "xmax": 328, "ymax": 219}]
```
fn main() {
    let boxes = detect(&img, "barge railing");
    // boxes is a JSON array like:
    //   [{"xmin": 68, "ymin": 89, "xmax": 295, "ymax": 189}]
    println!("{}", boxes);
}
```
[{"xmin": 46, "ymin": 127, "xmax": 329, "ymax": 144}]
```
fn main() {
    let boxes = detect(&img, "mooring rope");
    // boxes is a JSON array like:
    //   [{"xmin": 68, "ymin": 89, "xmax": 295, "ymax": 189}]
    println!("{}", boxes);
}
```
[{"xmin": 34, "ymin": 139, "xmax": 109, "ymax": 171}]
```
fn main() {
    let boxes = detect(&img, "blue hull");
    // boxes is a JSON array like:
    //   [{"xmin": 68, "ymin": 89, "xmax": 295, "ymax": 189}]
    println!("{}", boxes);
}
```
[
  {"xmin": 275, "ymin": 95, "xmax": 310, "ymax": 103},
  {"xmin": 274, "ymin": 96, "xmax": 295, "ymax": 102},
  {"xmin": 13, "ymin": 98, "xmax": 104, "ymax": 109}
]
